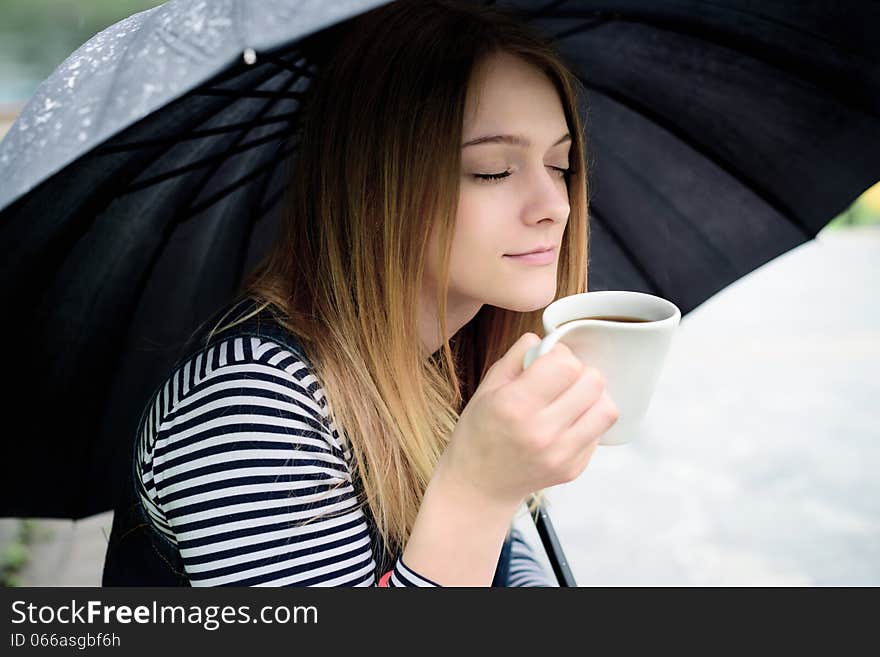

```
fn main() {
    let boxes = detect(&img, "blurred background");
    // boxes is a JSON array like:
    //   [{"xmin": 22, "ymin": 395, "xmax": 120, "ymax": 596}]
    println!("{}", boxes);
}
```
[{"xmin": 0, "ymin": 1, "xmax": 878, "ymax": 587}]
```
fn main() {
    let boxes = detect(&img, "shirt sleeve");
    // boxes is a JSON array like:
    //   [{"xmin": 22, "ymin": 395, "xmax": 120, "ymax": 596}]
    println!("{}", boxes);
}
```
[
  {"xmin": 506, "ymin": 526, "xmax": 558, "ymax": 587},
  {"xmin": 143, "ymin": 337, "xmax": 440, "ymax": 587}
]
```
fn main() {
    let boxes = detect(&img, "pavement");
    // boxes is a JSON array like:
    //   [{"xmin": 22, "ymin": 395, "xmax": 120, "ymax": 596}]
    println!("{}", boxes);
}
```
[
  {"xmin": 3, "ymin": 224, "xmax": 879, "ymax": 586},
  {"xmin": 6, "ymin": 513, "xmax": 112, "ymax": 586}
]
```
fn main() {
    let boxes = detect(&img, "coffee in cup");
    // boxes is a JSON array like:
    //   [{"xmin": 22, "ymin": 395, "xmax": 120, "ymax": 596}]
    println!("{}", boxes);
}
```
[{"xmin": 558, "ymin": 315, "xmax": 651, "ymax": 326}]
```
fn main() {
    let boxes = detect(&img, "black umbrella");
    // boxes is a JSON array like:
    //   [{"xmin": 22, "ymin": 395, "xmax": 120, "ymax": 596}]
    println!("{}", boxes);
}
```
[{"xmin": 0, "ymin": 0, "xmax": 878, "ymax": 585}]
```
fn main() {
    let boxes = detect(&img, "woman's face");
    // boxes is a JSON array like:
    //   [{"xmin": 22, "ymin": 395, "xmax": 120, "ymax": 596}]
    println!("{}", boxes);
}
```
[{"xmin": 421, "ymin": 51, "xmax": 571, "ymax": 352}]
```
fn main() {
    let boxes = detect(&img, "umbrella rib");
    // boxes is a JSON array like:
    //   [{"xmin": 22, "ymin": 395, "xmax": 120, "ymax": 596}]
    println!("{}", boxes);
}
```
[
  {"xmin": 193, "ymin": 88, "xmax": 307, "ymax": 100},
  {"xmin": 580, "ymin": 81, "xmax": 812, "ymax": 238},
  {"xmin": 186, "ymin": 140, "xmax": 298, "ymax": 219},
  {"xmin": 206, "ymin": 51, "xmax": 314, "ymax": 90},
  {"xmin": 93, "ymin": 110, "xmax": 300, "ymax": 153},
  {"xmin": 207, "ymin": 52, "xmax": 296, "ymax": 88},
  {"xmin": 119, "ymin": 126, "xmax": 294, "ymax": 195},
  {"xmin": 258, "ymin": 52, "xmax": 318, "ymax": 78},
  {"xmin": 172, "ymin": 63, "xmax": 304, "ymax": 223},
  {"xmin": 199, "ymin": 43, "xmax": 311, "ymax": 89},
  {"xmin": 93, "ymin": 52, "xmax": 309, "ymax": 155}
]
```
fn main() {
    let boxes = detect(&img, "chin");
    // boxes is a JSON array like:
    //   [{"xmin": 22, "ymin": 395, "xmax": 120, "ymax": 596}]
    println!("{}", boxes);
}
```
[{"xmin": 494, "ymin": 287, "xmax": 558, "ymax": 313}]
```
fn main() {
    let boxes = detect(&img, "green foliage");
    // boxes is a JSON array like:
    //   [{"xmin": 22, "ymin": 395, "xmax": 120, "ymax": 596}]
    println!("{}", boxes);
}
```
[
  {"xmin": 0, "ymin": 520, "xmax": 31, "ymax": 587},
  {"xmin": 1, "ymin": 542, "xmax": 28, "ymax": 571},
  {"xmin": 825, "ymin": 192, "xmax": 880, "ymax": 231},
  {"xmin": 0, "ymin": 0, "xmax": 166, "ymax": 95}
]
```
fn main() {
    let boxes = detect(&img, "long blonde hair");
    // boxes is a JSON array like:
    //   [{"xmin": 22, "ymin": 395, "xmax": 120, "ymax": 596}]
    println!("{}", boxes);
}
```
[{"xmin": 203, "ymin": 0, "xmax": 590, "ymax": 563}]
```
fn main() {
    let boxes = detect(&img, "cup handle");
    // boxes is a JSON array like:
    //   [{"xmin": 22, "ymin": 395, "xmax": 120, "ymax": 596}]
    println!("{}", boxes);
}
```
[{"xmin": 522, "ymin": 331, "xmax": 564, "ymax": 370}]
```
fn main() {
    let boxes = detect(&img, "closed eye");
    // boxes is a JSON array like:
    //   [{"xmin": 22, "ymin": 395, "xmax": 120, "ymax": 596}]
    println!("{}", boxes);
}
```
[{"xmin": 473, "ymin": 166, "xmax": 574, "ymax": 183}]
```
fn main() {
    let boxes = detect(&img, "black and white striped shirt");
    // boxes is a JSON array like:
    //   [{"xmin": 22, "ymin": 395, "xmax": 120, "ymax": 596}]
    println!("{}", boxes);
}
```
[{"xmin": 135, "ymin": 332, "xmax": 555, "ymax": 586}]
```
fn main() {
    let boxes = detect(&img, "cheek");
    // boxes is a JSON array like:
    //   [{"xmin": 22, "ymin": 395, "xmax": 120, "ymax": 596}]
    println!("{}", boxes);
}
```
[
  {"xmin": 450, "ymin": 219, "xmax": 499, "ymax": 269},
  {"xmin": 453, "ymin": 199, "xmax": 506, "ymax": 258}
]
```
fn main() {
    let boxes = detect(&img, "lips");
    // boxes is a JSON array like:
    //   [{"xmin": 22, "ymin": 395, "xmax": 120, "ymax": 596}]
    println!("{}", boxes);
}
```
[
  {"xmin": 505, "ymin": 245, "xmax": 554, "ymax": 256},
  {"xmin": 503, "ymin": 248, "xmax": 556, "ymax": 265}
]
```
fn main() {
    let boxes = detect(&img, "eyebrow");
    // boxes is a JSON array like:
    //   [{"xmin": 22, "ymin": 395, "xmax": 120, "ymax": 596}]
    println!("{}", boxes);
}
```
[{"xmin": 462, "ymin": 132, "xmax": 571, "ymax": 149}]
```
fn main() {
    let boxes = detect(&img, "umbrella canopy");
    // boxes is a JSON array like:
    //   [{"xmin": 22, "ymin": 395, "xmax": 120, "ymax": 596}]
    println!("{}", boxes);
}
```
[{"xmin": 1, "ymin": 0, "xmax": 878, "ymax": 519}]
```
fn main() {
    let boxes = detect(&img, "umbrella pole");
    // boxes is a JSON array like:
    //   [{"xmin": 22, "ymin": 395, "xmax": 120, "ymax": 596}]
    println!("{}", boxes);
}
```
[{"xmin": 526, "ymin": 493, "xmax": 578, "ymax": 587}]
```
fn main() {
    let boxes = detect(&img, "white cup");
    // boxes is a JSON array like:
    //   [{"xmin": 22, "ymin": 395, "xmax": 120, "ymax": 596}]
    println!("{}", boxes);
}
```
[{"xmin": 522, "ymin": 290, "xmax": 680, "ymax": 446}]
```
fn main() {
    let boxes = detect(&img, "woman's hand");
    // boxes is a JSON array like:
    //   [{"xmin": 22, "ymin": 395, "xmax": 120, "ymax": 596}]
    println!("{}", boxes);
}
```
[{"xmin": 440, "ymin": 332, "xmax": 620, "ymax": 507}]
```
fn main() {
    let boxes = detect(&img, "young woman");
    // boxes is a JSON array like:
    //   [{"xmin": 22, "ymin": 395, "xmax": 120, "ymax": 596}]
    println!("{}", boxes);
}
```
[{"xmin": 102, "ymin": 0, "xmax": 619, "ymax": 587}]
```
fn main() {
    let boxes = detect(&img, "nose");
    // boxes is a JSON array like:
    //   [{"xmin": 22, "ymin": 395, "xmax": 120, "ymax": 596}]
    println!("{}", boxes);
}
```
[{"xmin": 522, "ymin": 166, "xmax": 570, "ymax": 226}]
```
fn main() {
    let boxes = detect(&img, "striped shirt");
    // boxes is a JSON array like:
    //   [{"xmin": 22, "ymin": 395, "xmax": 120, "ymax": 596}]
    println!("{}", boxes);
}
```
[{"xmin": 135, "ymin": 332, "xmax": 555, "ymax": 587}]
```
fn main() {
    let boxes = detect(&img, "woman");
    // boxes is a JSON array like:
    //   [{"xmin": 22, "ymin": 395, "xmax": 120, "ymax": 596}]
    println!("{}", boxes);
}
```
[{"xmin": 102, "ymin": 0, "xmax": 619, "ymax": 587}]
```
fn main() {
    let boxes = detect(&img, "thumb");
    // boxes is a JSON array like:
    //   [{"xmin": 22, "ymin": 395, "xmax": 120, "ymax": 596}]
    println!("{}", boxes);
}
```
[{"xmin": 487, "ymin": 332, "xmax": 543, "ymax": 386}]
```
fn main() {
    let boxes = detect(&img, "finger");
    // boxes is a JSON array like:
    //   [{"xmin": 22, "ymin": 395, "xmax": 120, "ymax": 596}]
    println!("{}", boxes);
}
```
[
  {"xmin": 487, "ymin": 332, "xmax": 542, "ymax": 386},
  {"xmin": 512, "ymin": 341, "xmax": 586, "ymax": 408},
  {"xmin": 559, "ymin": 389, "xmax": 620, "ymax": 452},
  {"xmin": 537, "ymin": 365, "xmax": 606, "ymax": 435}
]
